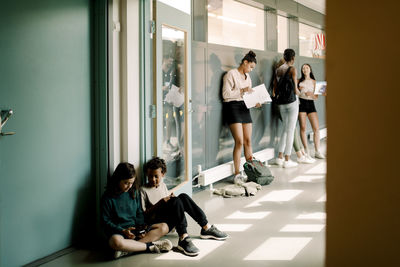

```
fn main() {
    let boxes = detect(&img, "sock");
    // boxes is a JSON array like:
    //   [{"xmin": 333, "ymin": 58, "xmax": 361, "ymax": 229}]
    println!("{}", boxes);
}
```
[
  {"xmin": 179, "ymin": 234, "xmax": 188, "ymax": 241},
  {"xmin": 146, "ymin": 242, "xmax": 154, "ymax": 252},
  {"xmin": 203, "ymin": 223, "xmax": 211, "ymax": 231}
]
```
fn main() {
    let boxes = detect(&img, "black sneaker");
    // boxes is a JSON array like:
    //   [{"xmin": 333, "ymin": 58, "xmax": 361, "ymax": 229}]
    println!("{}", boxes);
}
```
[
  {"xmin": 177, "ymin": 237, "xmax": 200, "ymax": 256},
  {"xmin": 200, "ymin": 225, "xmax": 228, "ymax": 240}
]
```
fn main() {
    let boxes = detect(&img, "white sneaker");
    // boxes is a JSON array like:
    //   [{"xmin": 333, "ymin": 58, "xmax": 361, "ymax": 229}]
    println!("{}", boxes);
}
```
[
  {"xmin": 114, "ymin": 250, "xmax": 129, "ymax": 259},
  {"xmin": 306, "ymin": 154, "xmax": 316, "ymax": 163},
  {"xmin": 315, "ymin": 151, "xmax": 325, "ymax": 159},
  {"xmin": 297, "ymin": 156, "xmax": 314, "ymax": 164},
  {"xmin": 233, "ymin": 173, "xmax": 247, "ymax": 185},
  {"xmin": 152, "ymin": 239, "xmax": 173, "ymax": 253},
  {"xmin": 283, "ymin": 159, "xmax": 298, "ymax": 168},
  {"xmin": 274, "ymin": 157, "xmax": 284, "ymax": 167}
]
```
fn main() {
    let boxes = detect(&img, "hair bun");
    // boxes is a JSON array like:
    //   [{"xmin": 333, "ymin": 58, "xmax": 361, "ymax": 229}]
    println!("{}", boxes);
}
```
[{"xmin": 247, "ymin": 50, "xmax": 256, "ymax": 58}]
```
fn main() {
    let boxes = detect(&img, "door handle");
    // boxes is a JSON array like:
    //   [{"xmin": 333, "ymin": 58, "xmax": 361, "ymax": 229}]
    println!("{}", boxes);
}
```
[{"xmin": 1, "ymin": 109, "xmax": 16, "ymax": 136}]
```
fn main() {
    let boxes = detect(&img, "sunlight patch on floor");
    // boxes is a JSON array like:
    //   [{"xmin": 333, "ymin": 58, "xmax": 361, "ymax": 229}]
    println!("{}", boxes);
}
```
[
  {"xmin": 296, "ymin": 212, "xmax": 326, "ymax": 220},
  {"xmin": 290, "ymin": 175, "xmax": 324, "ymax": 183},
  {"xmin": 304, "ymin": 162, "xmax": 326, "ymax": 175},
  {"xmin": 225, "ymin": 211, "xmax": 271, "ymax": 220},
  {"xmin": 155, "ymin": 239, "xmax": 225, "ymax": 260},
  {"xmin": 280, "ymin": 224, "xmax": 325, "ymax": 232},
  {"xmin": 213, "ymin": 223, "xmax": 253, "ymax": 232},
  {"xmin": 244, "ymin": 237, "xmax": 312, "ymax": 260},
  {"xmin": 317, "ymin": 194, "xmax": 326, "ymax": 202},
  {"xmin": 246, "ymin": 190, "xmax": 303, "ymax": 207}
]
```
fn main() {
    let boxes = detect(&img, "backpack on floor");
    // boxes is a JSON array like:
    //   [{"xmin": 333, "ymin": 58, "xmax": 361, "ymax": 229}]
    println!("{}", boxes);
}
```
[{"xmin": 243, "ymin": 159, "xmax": 274, "ymax": 185}]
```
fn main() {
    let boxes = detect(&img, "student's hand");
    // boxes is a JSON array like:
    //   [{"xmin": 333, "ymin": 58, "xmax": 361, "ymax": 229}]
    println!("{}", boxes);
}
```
[
  {"xmin": 163, "ymin": 195, "xmax": 172, "ymax": 202},
  {"xmin": 137, "ymin": 231, "xmax": 146, "ymax": 240},
  {"xmin": 240, "ymin": 87, "xmax": 252, "ymax": 96},
  {"xmin": 305, "ymin": 91, "xmax": 314, "ymax": 97},
  {"xmin": 123, "ymin": 227, "xmax": 136, "ymax": 239},
  {"xmin": 255, "ymin": 103, "xmax": 262, "ymax": 108}
]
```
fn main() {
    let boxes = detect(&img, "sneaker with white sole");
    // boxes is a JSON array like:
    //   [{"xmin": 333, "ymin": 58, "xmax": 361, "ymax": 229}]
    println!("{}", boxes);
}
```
[
  {"xmin": 114, "ymin": 250, "xmax": 130, "ymax": 259},
  {"xmin": 177, "ymin": 237, "xmax": 200, "ymax": 256},
  {"xmin": 306, "ymin": 154, "xmax": 316, "ymax": 163},
  {"xmin": 283, "ymin": 159, "xmax": 298, "ymax": 168},
  {"xmin": 314, "ymin": 151, "xmax": 325, "ymax": 159},
  {"xmin": 275, "ymin": 157, "xmax": 284, "ymax": 167},
  {"xmin": 152, "ymin": 239, "xmax": 173, "ymax": 253},
  {"xmin": 233, "ymin": 173, "xmax": 247, "ymax": 185},
  {"xmin": 200, "ymin": 225, "xmax": 228, "ymax": 240},
  {"xmin": 297, "ymin": 155, "xmax": 314, "ymax": 164}
]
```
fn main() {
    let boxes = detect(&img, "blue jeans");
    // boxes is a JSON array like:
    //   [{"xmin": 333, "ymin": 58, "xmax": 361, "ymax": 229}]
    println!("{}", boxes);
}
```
[{"xmin": 278, "ymin": 100, "xmax": 299, "ymax": 156}]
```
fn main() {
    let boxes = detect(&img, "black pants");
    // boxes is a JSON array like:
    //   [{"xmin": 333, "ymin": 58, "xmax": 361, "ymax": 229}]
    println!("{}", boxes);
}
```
[{"xmin": 153, "ymin": 193, "xmax": 208, "ymax": 235}]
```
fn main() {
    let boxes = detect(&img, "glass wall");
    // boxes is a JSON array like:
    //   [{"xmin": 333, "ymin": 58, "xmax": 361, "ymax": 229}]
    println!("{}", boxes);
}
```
[
  {"xmin": 161, "ymin": 25, "xmax": 187, "ymax": 190},
  {"xmin": 207, "ymin": 0, "xmax": 264, "ymax": 50},
  {"xmin": 299, "ymin": 23, "xmax": 326, "ymax": 58}
]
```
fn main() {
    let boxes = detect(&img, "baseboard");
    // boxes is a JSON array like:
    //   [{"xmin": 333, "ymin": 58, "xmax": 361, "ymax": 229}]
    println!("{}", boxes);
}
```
[
  {"xmin": 23, "ymin": 247, "xmax": 76, "ymax": 267},
  {"xmin": 198, "ymin": 148, "xmax": 274, "ymax": 186}
]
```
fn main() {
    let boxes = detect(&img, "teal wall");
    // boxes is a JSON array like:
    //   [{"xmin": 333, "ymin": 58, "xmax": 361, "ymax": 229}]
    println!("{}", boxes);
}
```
[{"xmin": 0, "ymin": 0, "xmax": 95, "ymax": 266}]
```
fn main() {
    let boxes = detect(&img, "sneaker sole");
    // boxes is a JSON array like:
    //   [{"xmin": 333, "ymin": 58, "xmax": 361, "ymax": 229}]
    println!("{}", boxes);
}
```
[
  {"xmin": 177, "ymin": 245, "xmax": 200, "ymax": 256},
  {"xmin": 298, "ymin": 161, "xmax": 313, "ymax": 164},
  {"xmin": 200, "ymin": 234, "xmax": 228, "ymax": 240},
  {"xmin": 283, "ymin": 164, "xmax": 298, "ymax": 168}
]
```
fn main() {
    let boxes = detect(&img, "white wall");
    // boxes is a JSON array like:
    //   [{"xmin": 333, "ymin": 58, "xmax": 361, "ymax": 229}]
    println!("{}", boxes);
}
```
[{"xmin": 110, "ymin": 0, "xmax": 141, "ymax": 172}]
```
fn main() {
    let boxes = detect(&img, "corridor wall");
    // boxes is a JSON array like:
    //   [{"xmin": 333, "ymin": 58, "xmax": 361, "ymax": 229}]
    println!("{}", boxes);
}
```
[{"xmin": 0, "ymin": 1, "xmax": 96, "ymax": 266}]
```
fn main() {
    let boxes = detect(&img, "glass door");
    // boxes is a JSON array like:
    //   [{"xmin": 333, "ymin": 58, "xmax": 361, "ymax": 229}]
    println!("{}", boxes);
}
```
[{"xmin": 153, "ymin": 1, "xmax": 191, "ymax": 192}]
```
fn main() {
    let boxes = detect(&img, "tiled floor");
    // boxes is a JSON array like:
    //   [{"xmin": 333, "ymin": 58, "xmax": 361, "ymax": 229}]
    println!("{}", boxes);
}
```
[{"xmin": 42, "ymin": 145, "xmax": 326, "ymax": 267}]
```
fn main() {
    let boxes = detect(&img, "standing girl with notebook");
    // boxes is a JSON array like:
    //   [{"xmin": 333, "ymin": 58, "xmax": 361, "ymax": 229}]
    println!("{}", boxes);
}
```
[{"xmin": 222, "ymin": 50, "xmax": 261, "ymax": 184}]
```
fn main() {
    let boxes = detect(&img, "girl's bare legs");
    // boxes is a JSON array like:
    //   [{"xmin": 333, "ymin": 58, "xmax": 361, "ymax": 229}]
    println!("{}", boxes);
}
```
[
  {"xmin": 109, "ymin": 223, "xmax": 169, "ymax": 252},
  {"xmin": 229, "ymin": 123, "xmax": 244, "ymax": 175},
  {"xmin": 298, "ymin": 112, "xmax": 309, "ymax": 154},
  {"xmin": 139, "ymin": 223, "xmax": 169, "ymax": 243},
  {"xmin": 242, "ymin": 123, "xmax": 253, "ymax": 161},
  {"xmin": 109, "ymin": 235, "xmax": 147, "ymax": 252},
  {"xmin": 308, "ymin": 112, "xmax": 320, "ymax": 152}
]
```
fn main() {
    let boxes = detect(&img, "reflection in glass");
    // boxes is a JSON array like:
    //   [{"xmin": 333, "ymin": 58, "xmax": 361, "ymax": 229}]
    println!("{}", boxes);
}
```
[
  {"xmin": 299, "ymin": 23, "xmax": 326, "ymax": 58},
  {"xmin": 161, "ymin": 25, "xmax": 186, "ymax": 190}
]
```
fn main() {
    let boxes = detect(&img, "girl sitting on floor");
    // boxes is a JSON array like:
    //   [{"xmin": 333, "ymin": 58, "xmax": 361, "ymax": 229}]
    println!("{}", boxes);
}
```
[
  {"xmin": 101, "ymin": 162, "xmax": 173, "ymax": 259},
  {"xmin": 140, "ymin": 157, "xmax": 228, "ymax": 257}
]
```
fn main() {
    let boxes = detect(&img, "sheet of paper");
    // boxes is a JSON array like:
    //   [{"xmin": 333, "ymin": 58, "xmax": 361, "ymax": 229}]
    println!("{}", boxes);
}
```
[
  {"xmin": 164, "ymin": 84, "xmax": 184, "ymax": 107},
  {"xmin": 314, "ymin": 81, "xmax": 327, "ymax": 95},
  {"xmin": 242, "ymin": 83, "xmax": 272, "ymax": 108}
]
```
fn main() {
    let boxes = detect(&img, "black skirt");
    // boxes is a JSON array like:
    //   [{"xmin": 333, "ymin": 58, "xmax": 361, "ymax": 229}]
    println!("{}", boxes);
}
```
[
  {"xmin": 299, "ymin": 98, "xmax": 317, "ymax": 114},
  {"xmin": 223, "ymin": 101, "xmax": 252, "ymax": 125}
]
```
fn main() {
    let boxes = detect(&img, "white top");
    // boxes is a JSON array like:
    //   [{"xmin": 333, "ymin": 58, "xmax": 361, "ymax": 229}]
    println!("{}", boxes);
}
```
[
  {"xmin": 140, "ymin": 182, "xmax": 169, "ymax": 211},
  {"xmin": 298, "ymin": 79, "xmax": 315, "ymax": 100},
  {"xmin": 222, "ymin": 68, "xmax": 252, "ymax": 102}
]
